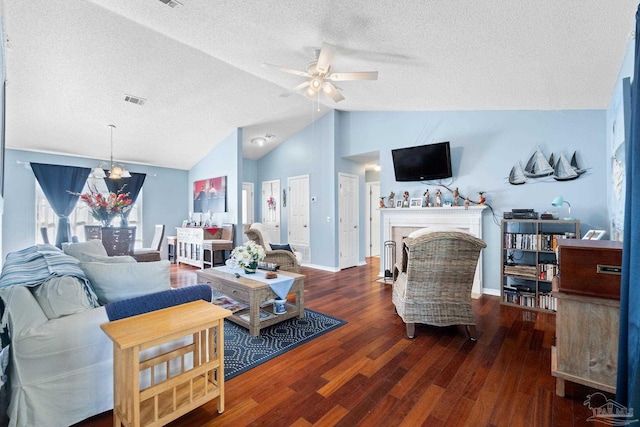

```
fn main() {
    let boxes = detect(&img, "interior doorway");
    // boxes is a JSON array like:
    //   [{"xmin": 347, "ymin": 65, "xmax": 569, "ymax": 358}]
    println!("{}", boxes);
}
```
[{"xmin": 338, "ymin": 173, "xmax": 359, "ymax": 269}]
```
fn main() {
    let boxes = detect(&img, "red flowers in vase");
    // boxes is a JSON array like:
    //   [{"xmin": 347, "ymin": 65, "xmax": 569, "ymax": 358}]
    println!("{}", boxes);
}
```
[{"xmin": 76, "ymin": 185, "xmax": 132, "ymax": 227}]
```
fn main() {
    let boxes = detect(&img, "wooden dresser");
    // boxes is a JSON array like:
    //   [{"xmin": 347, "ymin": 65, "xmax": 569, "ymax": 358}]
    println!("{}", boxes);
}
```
[{"xmin": 551, "ymin": 239, "xmax": 623, "ymax": 396}]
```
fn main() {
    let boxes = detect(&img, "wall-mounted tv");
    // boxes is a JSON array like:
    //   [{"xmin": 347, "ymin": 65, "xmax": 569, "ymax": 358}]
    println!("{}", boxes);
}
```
[{"xmin": 391, "ymin": 141, "xmax": 452, "ymax": 182}]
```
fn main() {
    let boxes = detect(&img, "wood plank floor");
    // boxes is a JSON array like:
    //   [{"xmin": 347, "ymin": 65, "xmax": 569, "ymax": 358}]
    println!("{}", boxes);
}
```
[{"xmin": 76, "ymin": 258, "xmax": 607, "ymax": 427}]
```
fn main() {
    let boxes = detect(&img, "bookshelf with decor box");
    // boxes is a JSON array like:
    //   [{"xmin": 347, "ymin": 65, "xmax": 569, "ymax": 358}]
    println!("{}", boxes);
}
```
[{"xmin": 500, "ymin": 219, "xmax": 580, "ymax": 312}]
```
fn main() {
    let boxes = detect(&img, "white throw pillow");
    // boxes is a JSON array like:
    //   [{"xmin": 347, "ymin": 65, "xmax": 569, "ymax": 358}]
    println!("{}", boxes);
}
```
[
  {"xmin": 32, "ymin": 276, "xmax": 93, "ymax": 319},
  {"xmin": 63, "ymin": 240, "xmax": 109, "ymax": 261},
  {"xmin": 80, "ymin": 260, "xmax": 171, "ymax": 304}
]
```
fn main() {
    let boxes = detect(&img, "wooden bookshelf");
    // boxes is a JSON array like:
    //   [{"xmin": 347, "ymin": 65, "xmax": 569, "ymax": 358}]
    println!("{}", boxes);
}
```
[{"xmin": 500, "ymin": 219, "xmax": 580, "ymax": 312}]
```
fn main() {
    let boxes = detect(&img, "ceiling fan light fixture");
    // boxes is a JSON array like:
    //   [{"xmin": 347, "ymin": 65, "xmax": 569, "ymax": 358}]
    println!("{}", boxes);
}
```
[
  {"xmin": 309, "ymin": 77, "xmax": 323, "ymax": 92},
  {"xmin": 322, "ymin": 82, "xmax": 334, "ymax": 94}
]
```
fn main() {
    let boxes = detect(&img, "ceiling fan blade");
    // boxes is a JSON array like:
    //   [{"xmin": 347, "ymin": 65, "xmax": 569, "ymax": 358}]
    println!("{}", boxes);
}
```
[
  {"xmin": 263, "ymin": 63, "xmax": 311, "ymax": 78},
  {"xmin": 322, "ymin": 82, "xmax": 345, "ymax": 103},
  {"xmin": 279, "ymin": 81, "xmax": 310, "ymax": 97},
  {"xmin": 316, "ymin": 43, "xmax": 337, "ymax": 75},
  {"xmin": 327, "ymin": 71, "xmax": 378, "ymax": 81}
]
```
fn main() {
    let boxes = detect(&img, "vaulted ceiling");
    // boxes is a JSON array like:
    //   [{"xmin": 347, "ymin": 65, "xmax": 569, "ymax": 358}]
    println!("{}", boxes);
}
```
[{"xmin": 1, "ymin": 1, "xmax": 636, "ymax": 169}]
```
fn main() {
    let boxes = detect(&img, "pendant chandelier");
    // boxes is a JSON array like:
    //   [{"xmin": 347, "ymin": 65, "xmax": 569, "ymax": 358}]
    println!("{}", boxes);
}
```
[{"xmin": 91, "ymin": 124, "xmax": 130, "ymax": 179}]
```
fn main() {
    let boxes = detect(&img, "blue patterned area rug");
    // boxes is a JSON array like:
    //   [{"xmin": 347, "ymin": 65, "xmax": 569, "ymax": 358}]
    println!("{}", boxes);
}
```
[{"xmin": 223, "ymin": 309, "xmax": 345, "ymax": 380}]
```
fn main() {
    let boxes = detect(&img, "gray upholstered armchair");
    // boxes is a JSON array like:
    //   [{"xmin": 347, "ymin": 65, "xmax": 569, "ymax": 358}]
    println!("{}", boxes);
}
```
[
  {"xmin": 245, "ymin": 223, "xmax": 301, "ymax": 273},
  {"xmin": 392, "ymin": 229, "xmax": 487, "ymax": 340}
]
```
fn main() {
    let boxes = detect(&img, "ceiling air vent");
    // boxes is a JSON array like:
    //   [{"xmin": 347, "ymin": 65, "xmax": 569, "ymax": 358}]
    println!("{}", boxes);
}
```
[
  {"xmin": 124, "ymin": 95, "xmax": 146, "ymax": 106},
  {"xmin": 158, "ymin": 0, "xmax": 183, "ymax": 7}
]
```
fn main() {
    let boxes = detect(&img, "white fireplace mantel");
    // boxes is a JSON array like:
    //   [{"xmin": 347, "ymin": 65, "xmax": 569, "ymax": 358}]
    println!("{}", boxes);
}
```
[{"xmin": 380, "ymin": 206, "xmax": 487, "ymax": 297}]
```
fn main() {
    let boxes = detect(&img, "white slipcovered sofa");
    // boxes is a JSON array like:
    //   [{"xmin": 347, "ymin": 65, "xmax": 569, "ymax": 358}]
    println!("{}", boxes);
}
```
[{"xmin": 0, "ymin": 242, "xmax": 210, "ymax": 427}]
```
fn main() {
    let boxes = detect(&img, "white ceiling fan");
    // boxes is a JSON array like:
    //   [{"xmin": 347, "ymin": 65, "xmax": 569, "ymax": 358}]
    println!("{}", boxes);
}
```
[{"xmin": 266, "ymin": 42, "xmax": 378, "ymax": 103}]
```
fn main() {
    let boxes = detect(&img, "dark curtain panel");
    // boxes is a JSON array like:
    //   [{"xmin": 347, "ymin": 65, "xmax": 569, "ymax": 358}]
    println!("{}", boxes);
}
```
[
  {"xmin": 617, "ymin": 5, "xmax": 640, "ymax": 412},
  {"xmin": 30, "ymin": 163, "xmax": 90, "ymax": 248},
  {"xmin": 104, "ymin": 172, "xmax": 146, "ymax": 219}
]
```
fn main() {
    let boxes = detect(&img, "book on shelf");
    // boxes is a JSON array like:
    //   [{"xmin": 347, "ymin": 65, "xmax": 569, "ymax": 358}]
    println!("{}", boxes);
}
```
[
  {"xmin": 212, "ymin": 294, "xmax": 249, "ymax": 313},
  {"xmin": 504, "ymin": 264, "xmax": 538, "ymax": 278},
  {"xmin": 503, "ymin": 232, "xmax": 567, "ymax": 251},
  {"xmin": 238, "ymin": 310, "xmax": 276, "ymax": 322}
]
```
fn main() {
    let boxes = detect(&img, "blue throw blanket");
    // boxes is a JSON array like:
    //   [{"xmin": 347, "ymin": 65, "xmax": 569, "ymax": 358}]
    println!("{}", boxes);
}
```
[
  {"xmin": 105, "ymin": 284, "xmax": 213, "ymax": 321},
  {"xmin": 0, "ymin": 244, "xmax": 98, "ymax": 307}
]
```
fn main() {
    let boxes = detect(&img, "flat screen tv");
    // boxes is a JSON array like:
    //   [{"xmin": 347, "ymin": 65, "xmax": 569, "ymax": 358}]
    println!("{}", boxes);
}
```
[{"xmin": 391, "ymin": 141, "xmax": 452, "ymax": 181}]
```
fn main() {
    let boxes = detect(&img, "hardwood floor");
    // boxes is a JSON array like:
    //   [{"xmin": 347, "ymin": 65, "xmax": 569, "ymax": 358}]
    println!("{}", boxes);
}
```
[{"xmin": 77, "ymin": 259, "xmax": 607, "ymax": 427}]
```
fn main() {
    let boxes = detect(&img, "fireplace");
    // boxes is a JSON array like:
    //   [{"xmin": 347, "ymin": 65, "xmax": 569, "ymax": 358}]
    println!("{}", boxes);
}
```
[{"xmin": 380, "ymin": 206, "xmax": 487, "ymax": 298}]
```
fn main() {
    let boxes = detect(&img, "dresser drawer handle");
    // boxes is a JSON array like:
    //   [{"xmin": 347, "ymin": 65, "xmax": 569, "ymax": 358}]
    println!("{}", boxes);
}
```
[{"xmin": 597, "ymin": 264, "xmax": 622, "ymax": 275}]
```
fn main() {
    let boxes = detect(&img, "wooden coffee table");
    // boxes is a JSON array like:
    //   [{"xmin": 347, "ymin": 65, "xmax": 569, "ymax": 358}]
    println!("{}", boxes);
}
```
[{"xmin": 197, "ymin": 268, "xmax": 305, "ymax": 336}]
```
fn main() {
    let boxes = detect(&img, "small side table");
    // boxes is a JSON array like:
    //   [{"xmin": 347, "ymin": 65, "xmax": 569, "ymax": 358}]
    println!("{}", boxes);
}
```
[{"xmin": 101, "ymin": 300, "xmax": 230, "ymax": 427}]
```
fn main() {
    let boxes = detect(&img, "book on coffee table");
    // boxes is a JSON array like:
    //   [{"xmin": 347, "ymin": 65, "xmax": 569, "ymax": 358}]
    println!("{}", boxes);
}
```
[{"xmin": 212, "ymin": 294, "xmax": 249, "ymax": 313}]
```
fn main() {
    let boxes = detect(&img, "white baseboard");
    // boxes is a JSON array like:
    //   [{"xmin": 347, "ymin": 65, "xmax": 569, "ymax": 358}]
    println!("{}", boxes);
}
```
[
  {"xmin": 300, "ymin": 263, "xmax": 340, "ymax": 272},
  {"xmin": 482, "ymin": 288, "xmax": 501, "ymax": 297}
]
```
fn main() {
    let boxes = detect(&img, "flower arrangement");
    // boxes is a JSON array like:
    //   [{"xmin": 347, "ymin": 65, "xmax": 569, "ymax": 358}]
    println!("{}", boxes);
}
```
[
  {"xmin": 75, "ymin": 185, "xmax": 132, "ymax": 227},
  {"xmin": 226, "ymin": 241, "xmax": 266, "ymax": 273}
]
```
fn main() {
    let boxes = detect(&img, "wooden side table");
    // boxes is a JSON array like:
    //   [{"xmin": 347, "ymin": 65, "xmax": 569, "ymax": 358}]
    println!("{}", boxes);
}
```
[{"xmin": 101, "ymin": 300, "xmax": 230, "ymax": 427}]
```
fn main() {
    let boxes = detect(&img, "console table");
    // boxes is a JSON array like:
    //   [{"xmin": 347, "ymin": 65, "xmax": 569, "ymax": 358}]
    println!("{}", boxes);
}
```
[
  {"xmin": 101, "ymin": 300, "xmax": 230, "ymax": 427},
  {"xmin": 176, "ymin": 227, "xmax": 220, "ymax": 268}
]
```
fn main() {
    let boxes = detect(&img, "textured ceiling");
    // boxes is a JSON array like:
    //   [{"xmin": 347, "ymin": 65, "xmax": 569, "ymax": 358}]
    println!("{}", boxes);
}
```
[{"xmin": 1, "ymin": 0, "xmax": 637, "ymax": 169}]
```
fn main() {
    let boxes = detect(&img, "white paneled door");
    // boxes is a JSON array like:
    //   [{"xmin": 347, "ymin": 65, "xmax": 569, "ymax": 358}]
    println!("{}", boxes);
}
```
[
  {"xmin": 339, "ymin": 173, "xmax": 359, "ymax": 269},
  {"xmin": 261, "ymin": 179, "xmax": 280, "ymax": 244},
  {"xmin": 288, "ymin": 175, "xmax": 310, "ymax": 262}
]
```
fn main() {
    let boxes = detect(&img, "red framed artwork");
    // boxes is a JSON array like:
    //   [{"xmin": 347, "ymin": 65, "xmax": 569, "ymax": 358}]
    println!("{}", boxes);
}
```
[{"xmin": 193, "ymin": 176, "xmax": 227, "ymax": 213}]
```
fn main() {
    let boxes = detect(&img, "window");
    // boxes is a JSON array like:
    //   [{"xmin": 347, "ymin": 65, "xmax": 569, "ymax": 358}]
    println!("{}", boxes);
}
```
[{"xmin": 36, "ymin": 178, "xmax": 143, "ymax": 246}]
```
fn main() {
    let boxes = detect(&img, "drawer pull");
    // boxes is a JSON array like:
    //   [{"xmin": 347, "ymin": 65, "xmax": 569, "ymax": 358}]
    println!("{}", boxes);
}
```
[{"xmin": 597, "ymin": 264, "xmax": 622, "ymax": 275}]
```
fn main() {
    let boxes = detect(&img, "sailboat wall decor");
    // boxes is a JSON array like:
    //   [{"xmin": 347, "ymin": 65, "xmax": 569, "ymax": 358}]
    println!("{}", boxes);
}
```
[
  {"xmin": 509, "ymin": 162, "xmax": 527, "ymax": 185},
  {"xmin": 508, "ymin": 147, "xmax": 588, "ymax": 185},
  {"xmin": 553, "ymin": 152, "xmax": 579, "ymax": 181},
  {"xmin": 523, "ymin": 147, "xmax": 554, "ymax": 178}
]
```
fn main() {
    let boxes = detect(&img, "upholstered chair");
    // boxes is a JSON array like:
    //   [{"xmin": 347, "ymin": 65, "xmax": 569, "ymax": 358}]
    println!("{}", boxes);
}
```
[
  {"xmin": 133, "ymin": 224, "xmax": 165, "ymax": 262},
  {"xmin": 392, "ymin": 229, "xmax": 486, "ymax": 340},
  {"xmin": 244, "ymin": 223, "xmax": 301, "ymax": 273}
]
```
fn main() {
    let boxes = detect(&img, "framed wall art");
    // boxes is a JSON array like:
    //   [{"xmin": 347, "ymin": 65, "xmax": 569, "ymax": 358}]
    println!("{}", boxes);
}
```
[{"xmin": 193, "ymin": 176, "xmax": 227, "ymax": 213}]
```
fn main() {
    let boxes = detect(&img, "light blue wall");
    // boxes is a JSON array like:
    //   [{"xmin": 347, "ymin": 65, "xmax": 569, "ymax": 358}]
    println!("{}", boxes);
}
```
[
  {"xmin": 188, "ymin": 129, "xmax": 242, "ymax": 246},
  {"xmin": 3, "ymin": 149, "xmax": 188, "ymax": 258},
  {"xmin": 338, "ymin": 110, "xmax": 608, "ymax": 292},
  {"xmin": 257, "ymin": 112, "xmax": 337, "ymax": 268},
  {"xmin": 606, "ymin": 37, "xmax": 634, "ymax": 240},
  {"xmin": 258, "ymin": 109, "xmax": 608, "ymax": 289},
  {"xmin": 243, "ymin": 158, "xmax": 258, "ymax": 183}
]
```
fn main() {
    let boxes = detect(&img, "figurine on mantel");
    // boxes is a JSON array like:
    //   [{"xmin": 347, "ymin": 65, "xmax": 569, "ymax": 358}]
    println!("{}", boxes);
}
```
[
  {"xmin": 388, "ymin": 191, "xmax": 395, "ymax": 208},
  {"xmin": 402, "ymin": 191, "xmax": 410, "ymax": 207},
  {"xmin": 452, "ymin": 188, "xmax": 460, "ymax": 206},
  {"xmin": 379, "ymin": 197, "xmax": 386, "ymax": 208},
  {"xmin": 478, "ymin": 191, "xmax": 486, "ymax": 205},
  {"xmin": 435, "ymin": 189, "xmax": 442, "ymax": 207},
  {"xmin": 423, "ymin": 189, "xmax": 430, "ymax": 207},
  {"xmin": 464, "ymin": 197, "xmax": 470, "ymax": 210}
]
